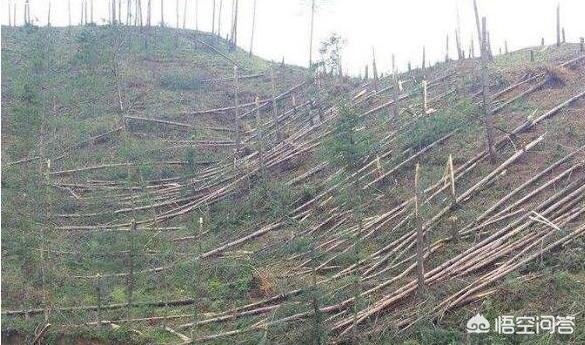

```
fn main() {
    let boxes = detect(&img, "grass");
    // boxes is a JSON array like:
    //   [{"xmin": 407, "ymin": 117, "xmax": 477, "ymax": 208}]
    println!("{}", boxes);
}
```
[{"xmin": 2, "ymin": 24, "xmax": 585, "ymax": 345}]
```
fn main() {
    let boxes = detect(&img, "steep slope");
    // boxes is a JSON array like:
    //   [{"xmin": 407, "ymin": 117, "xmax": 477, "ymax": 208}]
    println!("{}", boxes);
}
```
[{"xmin": 2, "ymin": 25, "xmax": 585, "ymax": 345}]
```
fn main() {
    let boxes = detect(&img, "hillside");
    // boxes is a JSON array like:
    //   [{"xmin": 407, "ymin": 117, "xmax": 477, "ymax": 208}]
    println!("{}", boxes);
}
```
[{"xmin": 2, "ymin": 25, "xmax": 585, "ymax": 345}]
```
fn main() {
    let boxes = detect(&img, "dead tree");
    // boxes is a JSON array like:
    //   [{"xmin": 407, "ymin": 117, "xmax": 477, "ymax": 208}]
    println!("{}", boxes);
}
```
[
  {"xmin": 414, "ymin": 163, "xmax": 426, "ymax": 295},
  {"xmin": 271, "ymin": 66, "xmax": 282, "ymax": 141},
  {"xmin": 556, "ymin": 4, "xmax": 561, "ymax": 47},
  {"xmin": 473, "ymin": 0, "xmax": 482, "ymax": 52},
  {"xmin": 176, "ymin": 0, "xmax": 179, "ymax": 28},
  {"xmin": 455, "ymin": 30, "xmax": 463, "ymax": 60},
  {"xmin": 127, "ymin": 0, "xmax": 132, "ymax": 25},
  {"xmin": 160, "ymin": 0, "xmax": 164, "ymax": 26},
  {"xmin": 504, "ymin": 40, "xmax": 508, "ymax": 54},
  {"xmin": 182, "ymin": 0, "xmax": 187, "ymax": 28},
  {"xmin": 80, "ymin": 0, "xmax": 85, "ymax": 25},
  {"xmin": 445, "ymin": 34, "xmax": 449, "ymax": 62},
  {"xmin": 372, "ymin": 47, "xmax": 379, "ymax": 91},
  {"xmin": 147, "ymin": 0, "xmax": 151, "ymax": 26},
  {"xmin": 249, "ymin": 0, "xmax": 257, "ymax": 56},
  {"xmin": 309, "ymin": 0, "xmax": 315, "ymax": 67},
  {"xmin": 480, "ymin": 17, "xmax": 496, "ymax": 164},
  {"xmin": 8, "ymin": 1, "xmax": 12, "ymax": 27},
  {"xmin": 562, "ymin": 28, "xmax": 566, "ymax": 44},
  {"xmin": 195, "ymin": 0, "xmax": 198, "ymax": 30},
  {"xmin": 24, "ymin": 0, "xmax": 30, "ymax": 25},
  {"xmin": 421, "ymin": 46, "xmax": 426, "ymax": 76},
  {"xmin": 234, "ymin": 66, "xmax": 241, "ymax": 154},
  {"xmin": 580, "ymin": 37, "xmax": 584, "ymax": 52},
  {"xmin": 135, "ymin": 0, "xmax": 142, "ymax": 26},
  {"xmin": 112, "ymin": 0, "xmax": 117, "ymax": 24},
  {"xmin": 47, "ymin": 2, "xmax": 51, "ymax": 26},
  {"xmin": 91, "ymin": 0, "xmax": 94, "ymax": 24},
  {"xmin": 217, "ymin": 0, "xmax": 223, "ymax": 34},
  {"xmin": 255, "ymin": 96, "xmax": 265, "ymax": 178},
  {"xmin": 391, "ymin": 68, "xmax": 400, "ymax": 119},
  {"xmin": 455, "ymin": 6, "xmax": 463, "ymax": 60},
  {"xmin": 212, "ymin": 0, "xmax": 216, "ymax": 34}
]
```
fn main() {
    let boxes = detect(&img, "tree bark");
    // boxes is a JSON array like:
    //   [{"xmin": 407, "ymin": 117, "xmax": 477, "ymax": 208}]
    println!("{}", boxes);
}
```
[
  {"xmin": 309, "ymin": 0, "xmax": 315, "ymax": 67},
  {"xmin": 556, "ymin": 4, "xmax": 561, "ymax": 47},
  {"xmin": 249, "ymin": 0, "xmax": 257, "ymax": 56},
  {"xmin": 480, "ymin": 17, "xmax": 496, "ymax": 164},
  {"xmin": 414, "ymin": 163, "xmax": 426, "ymax": 295}
]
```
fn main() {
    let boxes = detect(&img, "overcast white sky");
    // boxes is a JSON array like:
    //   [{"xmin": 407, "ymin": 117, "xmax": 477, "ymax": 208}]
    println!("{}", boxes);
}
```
[{"xmin": 2, "ymin": 0, "xmax": 584, "ymax": 75}]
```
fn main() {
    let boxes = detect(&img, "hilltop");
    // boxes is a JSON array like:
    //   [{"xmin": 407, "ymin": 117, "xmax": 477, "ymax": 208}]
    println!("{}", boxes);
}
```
[{"xmin": 1, "ymin": 25, "xmax": 585, "ymax": 345}]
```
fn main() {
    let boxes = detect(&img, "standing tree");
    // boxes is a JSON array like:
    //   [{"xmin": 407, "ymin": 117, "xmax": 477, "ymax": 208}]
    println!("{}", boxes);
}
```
[
  {"xmin": 160, "ymin": 0, "xmax": 164, "ymax": 26},
  {"xmin": 249, "ymin": 0, "xmax": 257, "ymax": 56},
  {"xmin": 309, "ymin": 0, "xmax": 315, "ymax": 67},
  {"xmin": 147, "ymin": 0, "xmax": 151, "ymax": 26},
  {"xmin": 182, "ymin": 0, "xmax": 187, "ymax": 28}
]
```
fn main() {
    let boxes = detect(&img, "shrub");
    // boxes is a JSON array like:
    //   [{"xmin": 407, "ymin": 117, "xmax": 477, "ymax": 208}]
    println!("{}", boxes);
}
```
[{"xmin": 403, "ymin": 98, "xmax": 478, "ymax": 150}]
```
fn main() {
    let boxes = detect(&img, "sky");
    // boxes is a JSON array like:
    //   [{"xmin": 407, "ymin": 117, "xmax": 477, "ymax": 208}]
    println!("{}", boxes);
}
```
[{"xmin": 2, "ymin": 0, "xmax": 584, "ymax": 75}]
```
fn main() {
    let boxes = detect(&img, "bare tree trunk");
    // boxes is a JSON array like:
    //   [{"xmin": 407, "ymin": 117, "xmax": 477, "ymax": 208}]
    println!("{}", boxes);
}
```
[
  {"xmin": 455, "ymin": 6, "xmax": 463, "ymax": 60},
  {"xmin": 126, "ymin": 220, "xmax": 136, "ymax": 318},
  {"xmin": 212, "ymin": 0, "xmax": 216, "ymax": 34},
  {"xmin": 119, "ymin": 0, "xmax": 122, "ymax": 25},
  {"xmin": 270, "ymin": 66, "xmax": 281, "ymax": 142},
  {"xmin": 473, "ymin": 0, "xmax": 482, "ymax": 53},
  {"xmin": 24, "ymin": 0, "xmax": 30, "ymax": 25},
  {"xmin": 421, "ymin": 46, "xmax": 426, "ymax": 76},
  {"xmin": 480, "ymin": 17, "xmax": 496, "ymax": 164},
  {"xmin": 556, "ymin": 4, "xmax": 561, "ymax": 47},
  {"xmin": 234, "ymin": 66, "xmax": 241, "ymax": 154},
  {"xmin": 562, "ymin": 28, "xmax": 566, "ymax": 44},
  {"xmin": 47, "ymin": 2, "xmax": 51, "ymax": 26},
  {"xmin": 217, "ymin": 0, "xmax": 222, "ymax": 35},
  {"xmin": 95, "ymin": 274, "xmax": 103, "ymax": 329},
  {"xmin": 249, "ymin": 0, "xmax": 257, "ymax": 56},
  {"xmin": 195, "ymin": 0, "xmax": 198, "ymax": 30},
  {"xmin": 182, "ymin": 0, "xmax": 187, "ymax": 28},
  {"xmin": 580, "ymin": 37, "xmax": 584, "ymax": 52},
  {"xmin": 309, "ymin": 0, "xmax": 315, "ymax": 68},
  {"xmin": 136, "ymin": 0, "xmax": 142, "ymax": 26},
  {"xmin": 422, "ymin": 80, "xmax": 428, "ymax": 114},
  {"xmin": 372, "ymin": 47, "xmax": 379, "ymax": 91},
  {"xmin": 160, "ymin": 0, "xmax": 164, "ymax": 26},
  {"xmin": 255, "ymin": 96, "xmax": 265, "ymax": 178},
  {"xmin": 234, "ymin": 0, "xmax": 235, "ymax": 49},
  {"xmin": 414, "ymin": 163, "xmax": 426, "ymax": 295},
  {"xmin": 445, "ymin": 34, "xmax": 449, "ymax": 62},
  {"xmin": 127, "ymin": 0, "xmax": 132, "ymax": 25},
  {"xmin": 448, "ymin": 154, "xmax": 459, "ymax": 242},
  {"xmin": 391, "ymin": 69, "xmax": 400, "ymax": 119},
  {"xmin": 147, "ymin": 0, "xmax": 151, "ymax": 26},
  {"xmin": 176, "ymin": 0, "xmax": 179, "ymax": 28},
  {"xmin": 455, "ymin": 30, "xmax": 462, "ymax": 60},
  {"xmin": 112, "ymin": 0, "xmax": 117, "ymax": 24},
  {"xmin": 80, "ymin": 0, "xmax": 85, "ymax": 25},
  {"xmin": 470, "ymin": 37, "xmax": 475, "ymax": 58},
  {"xmin": 8, "ymin": 2, "xmax": 12, "ymax": 27}
]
